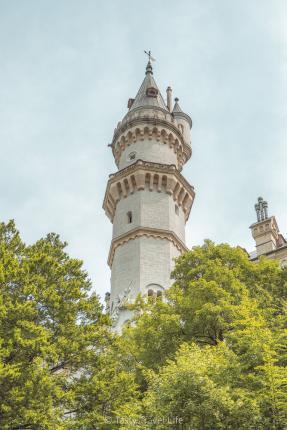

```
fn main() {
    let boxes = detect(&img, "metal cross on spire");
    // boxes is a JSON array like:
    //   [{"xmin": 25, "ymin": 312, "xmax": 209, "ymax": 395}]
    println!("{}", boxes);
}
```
[
  {"xmin": 144, "ymin": 50, "xmax": 156, "ymax": 62},
  {"xmin": 255, "ymin": 197, "xmax": 269, "ymax": 222}
]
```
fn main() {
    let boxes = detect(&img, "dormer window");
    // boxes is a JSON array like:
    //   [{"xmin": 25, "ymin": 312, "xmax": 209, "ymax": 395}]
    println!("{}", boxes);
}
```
[
  {"xmin": 127, "ymin": 98, "xmax": 135, "ymax": 108},
  {"xmin": 146, "ymin": 87, "xmax": 158, "ymax": 98}
]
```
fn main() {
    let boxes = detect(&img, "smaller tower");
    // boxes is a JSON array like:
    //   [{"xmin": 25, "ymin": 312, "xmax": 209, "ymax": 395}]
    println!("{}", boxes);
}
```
[{"xmin": 250, "ymin": 197, "xmax": 287, "ymax": 265}]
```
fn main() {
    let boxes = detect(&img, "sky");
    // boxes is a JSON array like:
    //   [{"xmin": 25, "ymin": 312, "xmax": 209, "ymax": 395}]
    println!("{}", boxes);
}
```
[{"xmin": 1, "ymin": 0, "xmax": 287, "ymax": 302}]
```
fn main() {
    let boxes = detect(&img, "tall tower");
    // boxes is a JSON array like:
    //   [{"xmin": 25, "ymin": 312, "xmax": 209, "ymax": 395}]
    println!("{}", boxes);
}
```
[{"xmin": 103, "ymin": 58, "xmax": 195, "ymax": 329}]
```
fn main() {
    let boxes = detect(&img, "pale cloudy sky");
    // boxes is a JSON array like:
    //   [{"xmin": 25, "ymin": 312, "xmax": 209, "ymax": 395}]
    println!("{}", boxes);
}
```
[{"xmin": 1, "ymin": 0, "xmax": 287, "ymax": 301}]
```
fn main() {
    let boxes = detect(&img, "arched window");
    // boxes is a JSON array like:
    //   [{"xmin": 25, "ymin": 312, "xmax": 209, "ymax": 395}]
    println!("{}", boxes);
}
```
[
  {"xmin": 146, "ymin": 284, "xmax": 164, "ymax": 301},
  {"xmin": 127, "ymin": 211, "xmax": 132, "ymax": 224}
]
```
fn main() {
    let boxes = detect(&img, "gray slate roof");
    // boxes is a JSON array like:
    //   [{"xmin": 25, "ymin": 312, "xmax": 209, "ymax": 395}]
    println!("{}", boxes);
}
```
[
  {"xmin": 172, "ymin": 98, "xmax": 183, "ymax": 113},
  {"xmin": 129, "ymin": 62, "xmax": 168, "ymax": 112}
]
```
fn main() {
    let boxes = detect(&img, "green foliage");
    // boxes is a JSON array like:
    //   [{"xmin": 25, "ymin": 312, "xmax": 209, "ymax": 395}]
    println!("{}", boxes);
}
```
[
  {"xmin": 144, "ymin": 343, "xmax": 261, "ymax": 430},
  {"xmin": 0, "ymin": 220, "xmax": 138, "ymax": 429},
  {"xmin": 1, "ymin": 224, "xmax": 286, "ymax": 429},
  {"xmin": 121, "ymin": 240, "xmax": 287, "ymax": 429}
]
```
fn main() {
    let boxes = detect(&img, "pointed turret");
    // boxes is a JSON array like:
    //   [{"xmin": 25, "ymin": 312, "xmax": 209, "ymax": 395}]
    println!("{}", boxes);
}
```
[
  {"xmin": 111, "ymin": 58, "xmax": 192, "ymax": 172},
  {"xmin": 172, "ymin": 97, "xmax": 183, "ymax": 113},
  {"xmin": 172, "ymin": 97, "xmax": 192, "ymax": 127},
  {"xmin": 128, "ymin": 61, "xmax": 168, "ymax": 112},
  {"xmin": 172, "ymin": 97, "xmax": 192, "ymax": 144}
]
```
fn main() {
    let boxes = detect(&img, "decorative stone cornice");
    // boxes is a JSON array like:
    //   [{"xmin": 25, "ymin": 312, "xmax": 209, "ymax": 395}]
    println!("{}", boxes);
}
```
[
  {"xmin": 111, "ymin": 117, "xmax": 192, "ymax": 170},
  {"xmin": 103, "ymin": 160, "xmax": 195, "ymax": 223},
  {"xmin": 250, "ymin": 216, "xmax": 279, "ymax": 240},
  {"xmin": 108, "ymin": 227, "xmax": 188, "ymax": 267}
]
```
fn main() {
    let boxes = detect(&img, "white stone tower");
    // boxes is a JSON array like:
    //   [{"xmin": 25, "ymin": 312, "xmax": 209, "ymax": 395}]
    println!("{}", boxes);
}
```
[{"xmin": 103, "ymin": 57, "xmax": 195, "ymax": 329}]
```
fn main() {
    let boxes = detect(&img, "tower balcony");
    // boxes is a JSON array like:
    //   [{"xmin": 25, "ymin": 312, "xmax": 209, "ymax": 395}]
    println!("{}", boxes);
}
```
[
  {"xmin": 103, "ymin": 159, "xmax": 195, "ymax": 223},
  {"xmin": 111, "ymin": 113, "xmax": 192, "ymax": 171}
]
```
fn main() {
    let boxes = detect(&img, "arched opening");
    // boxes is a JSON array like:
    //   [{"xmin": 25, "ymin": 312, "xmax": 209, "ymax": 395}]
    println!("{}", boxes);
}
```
[
  {"xmin": 123, "ymin": 178, "xmax": 130, "ymax": 195},
  {"xmin": 161, "ymin": 175, "xmax": 167, "ymax": 192},
  {"xmin": 117, "ymin": 182, "xmax": 123, "ymax": 197},
  {"xmin": 157, "ymin": 290, "xmax": 163, "ymax": 298},
  {"xmin": 146, "ymin": 284, "xmax": 164, "ymax": 301},
  {"xmin": 153, "ymin": 174, "xmax": 159, "ymax": 191},
  {"xmin": 145, "ymin": 173, "xmax": 151, "ymax": 190},
  {"xmin": 131, "ymin": 175, "xmax": 137, "ymax": 191}
]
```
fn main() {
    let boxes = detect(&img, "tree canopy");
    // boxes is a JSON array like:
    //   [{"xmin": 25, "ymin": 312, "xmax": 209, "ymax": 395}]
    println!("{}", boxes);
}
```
[
  {"xmin": 0, "ymin": 220, "xmax": 137, "ymax": 429},
  {"xmin": 121, "ymin": 241, "xmax": 287, "ymax": 429},
  {"xmin": 1, "ymin": 222, "xmax": 286, "ymax": 429}
]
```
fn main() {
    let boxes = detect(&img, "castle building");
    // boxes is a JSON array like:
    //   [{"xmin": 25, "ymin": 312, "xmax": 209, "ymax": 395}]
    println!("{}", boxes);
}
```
[
  {"xmin": 103, "ymin": 57, "xmax": 195, "ymax": 329},
  {"xmin": 250, "ymin": 197, "xmax": 287, "ymax": 266},
  {"xmin": 103, "ymin": 58, "xmax": 285, "ymax": 331}
]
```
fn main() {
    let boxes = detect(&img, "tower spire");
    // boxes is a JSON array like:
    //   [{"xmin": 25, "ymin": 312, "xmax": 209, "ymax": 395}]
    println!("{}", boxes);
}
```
[
  {"xmin": 144, "ymin": 50, "xmax": 155, "ymax": 75},
  {"xmin": 145, "ymin": 60, "xmax": 153, "ymax": 75},
  {"xmin": 125, "ymin": 52, "xmax": 167, "ymax": 112}
]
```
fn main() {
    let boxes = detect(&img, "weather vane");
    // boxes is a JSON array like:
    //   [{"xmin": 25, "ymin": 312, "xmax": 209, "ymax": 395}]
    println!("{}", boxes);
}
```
[{"xmin": 144, "ymin": 50, "xmax": 156, "ymax": 62}]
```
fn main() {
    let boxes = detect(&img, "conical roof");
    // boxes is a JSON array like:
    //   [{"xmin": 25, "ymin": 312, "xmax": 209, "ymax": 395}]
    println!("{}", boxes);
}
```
[
  {"xmin": 129, "ymin": 61, "xmax": 168, "ymax": 112},
  {"xmin": 172, "ymin": 97, "xmax": 192, "ymax": 127},
  {"xmin": 172, "ymin": 97, "xmax": 183, "ymax": 113}
]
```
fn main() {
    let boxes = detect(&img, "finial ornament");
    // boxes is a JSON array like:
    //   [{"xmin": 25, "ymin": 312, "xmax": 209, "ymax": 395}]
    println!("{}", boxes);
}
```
[
  {"xmin": 255, "ymin": 197, "xmax": 269, "ymax": 222},
  {"xmin": 144, "ymin": 50, "xmax": 155, "ymax": 75},
  {"xmin": 144, "ymin": 50, "xmax": 156, "ymax": 62}
]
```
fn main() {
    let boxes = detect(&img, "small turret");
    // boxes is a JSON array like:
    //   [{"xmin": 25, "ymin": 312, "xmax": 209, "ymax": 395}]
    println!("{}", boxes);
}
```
[
  {"xmin": 126, "ymin": 60, "xmax": 168, "ymax": 113},
  {"xmin": 250, "ymin": 197, "xmax": 286, "ymax": 258},
  {"xmin": 172, "ymin": 97, "xmax": 192, "ymax": 145}
]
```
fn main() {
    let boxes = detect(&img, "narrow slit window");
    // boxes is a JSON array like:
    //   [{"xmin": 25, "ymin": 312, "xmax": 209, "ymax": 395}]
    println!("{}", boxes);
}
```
[
  {"xmin": 175, "ymin": 204, "xmax": 179, "ymax": 215},
  {"xmin": 127, "ymin": 211, "xmax": 132, "ymax": 224}
]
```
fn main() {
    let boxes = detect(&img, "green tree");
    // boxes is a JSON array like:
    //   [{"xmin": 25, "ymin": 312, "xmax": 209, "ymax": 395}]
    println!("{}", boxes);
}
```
[
  {"xmin": 121, "ymin": 241, "xmax": 287, "ymax": 429},
  {"xmin": 0, "ymin": 220, "xmax": 138, "ymax": 429},
  {"xmin": 144, "ymin": 343, "xmax": 261, "ymax": 430}
]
